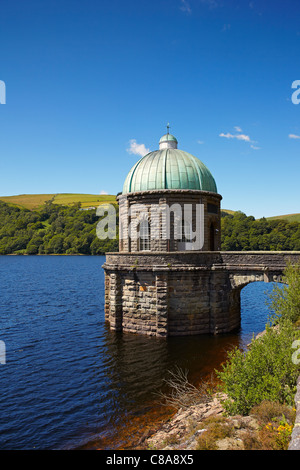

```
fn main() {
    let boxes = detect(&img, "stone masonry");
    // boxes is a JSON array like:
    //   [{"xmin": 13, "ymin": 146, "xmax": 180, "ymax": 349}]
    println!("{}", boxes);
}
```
[{"xmin": 103, "ymin": 251, "xmax": 300, "ymax": 337}]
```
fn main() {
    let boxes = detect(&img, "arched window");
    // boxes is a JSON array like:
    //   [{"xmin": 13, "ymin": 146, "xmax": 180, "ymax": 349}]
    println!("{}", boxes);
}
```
[{"xmin": 139, "ymin": 219, "xmax": 150, "ymax": 251}]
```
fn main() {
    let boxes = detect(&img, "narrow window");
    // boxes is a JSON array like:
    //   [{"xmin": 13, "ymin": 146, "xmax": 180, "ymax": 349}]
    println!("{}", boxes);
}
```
[{"xmin": 139, "ymin": 219, "xmax": 150, "ymax": 251}]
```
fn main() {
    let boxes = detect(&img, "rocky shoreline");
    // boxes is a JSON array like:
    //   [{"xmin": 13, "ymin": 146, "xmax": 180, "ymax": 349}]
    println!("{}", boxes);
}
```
[
  {"xmin": 133, "ymin": 326, "xmax": 300, "ymax": 451},
  {"xmin": 136, "ymin": 393, "xmax": 261, "ymax": 451}
]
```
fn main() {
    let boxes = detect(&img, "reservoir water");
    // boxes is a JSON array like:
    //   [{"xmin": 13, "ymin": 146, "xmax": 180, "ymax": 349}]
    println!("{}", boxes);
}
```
[{"xmin": 0, "ymin": 255, "xmax": 275, "ymax": 450}]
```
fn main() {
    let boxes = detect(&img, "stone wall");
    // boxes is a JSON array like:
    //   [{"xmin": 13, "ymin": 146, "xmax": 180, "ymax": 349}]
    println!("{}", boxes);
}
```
[
  {"xmin": 103, "ymin": 251, "xmax": 300, "ymax": 337},
  {"xmin": 118, "ymin": 189, "xmax": 222, "ymax": 253},
  {"xmin": 104, "ymin": 267, "xmax": 235, "ymax": 337}
]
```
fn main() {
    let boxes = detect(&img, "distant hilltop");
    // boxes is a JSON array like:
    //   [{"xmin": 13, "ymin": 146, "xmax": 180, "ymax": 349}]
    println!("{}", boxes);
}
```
[
  {"xmin": 0, "ymin": 193, "xmax": 117, "ymax": 211},
  {"xmin": 0, "ymin": 193, "xmax": 298, "ymax": 222}
]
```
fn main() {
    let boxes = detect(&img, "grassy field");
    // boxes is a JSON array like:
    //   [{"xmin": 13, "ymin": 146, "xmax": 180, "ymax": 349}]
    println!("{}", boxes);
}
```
[
  {"xmin": 0, "ymin": 193, "xmax": 117, "ymax": 210},
  {"xmin": 266, "ymin": 213, "xmax": 300, "ymax": 223}
]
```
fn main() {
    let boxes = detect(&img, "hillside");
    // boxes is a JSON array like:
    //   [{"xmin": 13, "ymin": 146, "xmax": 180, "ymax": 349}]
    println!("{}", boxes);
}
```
[
  {"xmin": 0, "ymin": 197, "xmax": 299, "ymax": 255},
  {"xmin": 0, "ymin": 193, "xmax": 117, "ymax": 210},
  {"xmin": 266, "ymin": 213, "xmax": 300, "ymax": 223},
  {"xmin": 0, "ymin": 195, "xmax": 298, "ymax": 222},
  {"xmin": 222, "ymin": 209, "xmax": 300, "ymax": 223}
]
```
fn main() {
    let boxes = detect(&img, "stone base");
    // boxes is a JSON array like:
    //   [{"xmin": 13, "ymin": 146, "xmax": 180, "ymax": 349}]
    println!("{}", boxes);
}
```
[{"xmin": 103, "ymin": 253, "xmax": 237, "ymax": 337}]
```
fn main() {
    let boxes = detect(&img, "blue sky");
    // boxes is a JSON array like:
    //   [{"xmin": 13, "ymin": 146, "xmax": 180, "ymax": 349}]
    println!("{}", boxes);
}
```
[{"xmin": 0, "ymin": 0, "xmax": 300, "ymax": 218}]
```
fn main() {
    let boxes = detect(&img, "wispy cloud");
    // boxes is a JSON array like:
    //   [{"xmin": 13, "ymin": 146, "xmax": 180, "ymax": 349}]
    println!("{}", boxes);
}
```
[
  {"xmin": 219, "ymin": 132, "xmax": 251, "ymax": 142},
  {"xmin": 100, "ymin": 190, "xmax": 108, "ymax": 195},
  {"xmin": 289, "ymin": 133, "xmax": 300, "ymax": 139},
  {"xmin": 180, "ymin": 0, "xmax": 192, "ymax": 14},
  {"xmin": 197, "ymin": 140, "xmax": 204, "ymax": 144},
  {"xmin": 219, "ymin": 127, "xmax": 260, "ymax": 149},
  {"xmin": 127, "ymin": 139, "xmax": 150, "ymax": 157}
]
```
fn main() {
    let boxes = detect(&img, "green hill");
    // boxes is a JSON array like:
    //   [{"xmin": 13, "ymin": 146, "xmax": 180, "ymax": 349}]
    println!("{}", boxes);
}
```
[
  {"xmin": 0, "ymin": 197, "xmax": 299, "ymax": 254},
  {"xmin": 0, "ymin": 195, "xmax": 298, "ymax": 222},
  {"xmin": 266, "ymin": 213, "xmax": 300, "ymax": 223},
  {"xmin": 0, "ymin": 193, "xmax": 117, "ymax": 210},
  {"xmin": 222, "ymin": 209, "xmax": 300, "ymax": 223}
]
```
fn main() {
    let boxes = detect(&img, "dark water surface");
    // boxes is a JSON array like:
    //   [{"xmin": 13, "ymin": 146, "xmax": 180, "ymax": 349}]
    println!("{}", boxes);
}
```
[{"xmin": 0, "ymin": 255, "xmax": 275, "ymax": 450}]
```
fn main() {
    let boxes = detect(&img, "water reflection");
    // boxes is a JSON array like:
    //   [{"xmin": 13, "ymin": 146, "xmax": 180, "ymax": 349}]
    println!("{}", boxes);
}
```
[
  {"xmin": 82, "ymin": 324, "xmax": 242, "ymax": 449},
  {"xmin": 83, "ymin": 281, "xmax": 276, "ymax": 449}
]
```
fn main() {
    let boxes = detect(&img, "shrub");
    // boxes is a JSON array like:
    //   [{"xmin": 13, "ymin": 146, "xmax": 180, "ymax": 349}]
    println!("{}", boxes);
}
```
[
  {"xmin": 250, "ymin": 400, "xmax": 296, "ymax": 427},
  {"xmin": 196, "ymin": 416, "xmax": 234, "ymax": 450},
  {"xmin": 216, "ymin": 321, "xmax": 300, "ymax": 415},
  {"xmin": 217, "ymin": 262, "xmax": 300, "ymax": 416},
  {"xmin": 268, "ymin": 261, "xmax": 300, "ymax": 325}
]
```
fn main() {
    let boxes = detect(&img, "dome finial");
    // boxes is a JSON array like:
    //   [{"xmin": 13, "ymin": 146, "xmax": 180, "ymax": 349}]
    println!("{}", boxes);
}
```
[{"xmin": 159, "ymin": 126, "xmax": 178, "ymax": 149}]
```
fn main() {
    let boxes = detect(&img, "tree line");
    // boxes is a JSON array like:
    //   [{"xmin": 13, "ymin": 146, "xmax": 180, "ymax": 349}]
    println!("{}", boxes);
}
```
[
  {"xmin": 221, "ymin": 211, "xmax": 300, "ymax": 251},
  {"xmin": 0, "ymin": 200, "xmax": 118, "ymax": 255},
  {"xmin": 0, "ymin": 200, "xmax": 299, "ymax": 255}
]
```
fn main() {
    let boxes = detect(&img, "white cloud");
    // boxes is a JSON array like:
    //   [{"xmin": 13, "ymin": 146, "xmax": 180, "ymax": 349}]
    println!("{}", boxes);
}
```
[
  {"xmin": 180, "ymin": 0, "xmax": 192, "ymax": 14},
  {"xmin": 219, "ymin": 127, "xmax": 260, "ymax": 149},
  {"xmin": 127, "ymin": 139, "xmax": 150, "ymax": 157},
  {"xmin": 219, "ymin": 132, "xmax": 251, "ymax": 142},
  {"xmin": 289, "ymin": 133, "xmax": 300, "ymax": 139},
  {"xmin": 197, "ymin": 140, "xmax": 204, "ymax": 144},
  {"xmin": 100, "ymin": 190, "xmax": 108, "ymax": 195}
]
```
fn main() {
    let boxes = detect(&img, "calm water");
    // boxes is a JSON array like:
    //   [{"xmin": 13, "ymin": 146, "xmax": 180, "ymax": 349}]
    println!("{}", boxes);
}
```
[{"xmin": 0, "ymin": 255, "xmax": 276, "ymax": 450}]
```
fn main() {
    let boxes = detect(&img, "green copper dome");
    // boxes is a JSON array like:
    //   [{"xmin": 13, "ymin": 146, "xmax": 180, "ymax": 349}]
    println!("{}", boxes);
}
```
[
  {"xmin": 122, "ymin": 134, "xmax": 218, "ymax": 194},
  {"xmin": 159, "ymin": 133, "xmax": 178, "ymax": 144}
]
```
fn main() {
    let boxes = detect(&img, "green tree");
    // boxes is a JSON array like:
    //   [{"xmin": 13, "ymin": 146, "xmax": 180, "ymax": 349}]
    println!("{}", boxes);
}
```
[
  {"xmin": 268, "ymin": 261, "xmax": 300, "ymax": 325},
  {"xmin": 217, "ymin": 263, "xmax": 300, "ymax": 415}
]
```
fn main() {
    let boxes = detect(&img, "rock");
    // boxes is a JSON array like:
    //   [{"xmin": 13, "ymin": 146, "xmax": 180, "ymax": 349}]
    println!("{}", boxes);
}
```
[
  {"xmin": 141, "ymin": 393, "xmax": 264, "ymax": 451},
  {"xmin": 217, "ymin": 437, "xmax": 244, "ymax": 450}
]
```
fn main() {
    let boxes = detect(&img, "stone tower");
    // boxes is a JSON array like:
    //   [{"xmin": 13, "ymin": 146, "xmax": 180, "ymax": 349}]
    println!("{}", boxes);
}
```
[{"xmin": 103, "ymin": 131, "xmax": 234, "ymax": 337}]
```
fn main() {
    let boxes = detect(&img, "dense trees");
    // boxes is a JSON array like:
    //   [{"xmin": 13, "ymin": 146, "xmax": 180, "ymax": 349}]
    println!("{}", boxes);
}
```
[
  {"xmin": 0, "ymin": 201, "xmax": 299, "ymax": 255},
  {"xmin": 0, "ymin": 201, "xmax": 118, "ymax": 255},
  {"xmin": 221, "ymin": 211, "xmax": 300, "ymax": 251}
]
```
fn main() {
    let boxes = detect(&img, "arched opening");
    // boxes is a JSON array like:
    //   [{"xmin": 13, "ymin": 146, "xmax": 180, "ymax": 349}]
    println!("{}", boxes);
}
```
[
  {"xmin": 232, "ymin": 280, "xmax": 285, "ymax": 344},
  {"xmin": 210, "ymin": 223, "xmax": 215, "ymax": 251}
]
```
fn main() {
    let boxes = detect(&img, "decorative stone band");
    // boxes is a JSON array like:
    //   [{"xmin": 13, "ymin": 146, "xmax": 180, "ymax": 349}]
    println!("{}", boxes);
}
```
[{"xmin": 104, "ymin": 251, "xmax": 300, "ymax": 274}]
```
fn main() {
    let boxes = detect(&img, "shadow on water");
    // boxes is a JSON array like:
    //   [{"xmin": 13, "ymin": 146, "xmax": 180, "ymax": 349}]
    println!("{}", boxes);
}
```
[{"xmin": 77, "ymin": 324, "xmax": 242, "ymax": 450}]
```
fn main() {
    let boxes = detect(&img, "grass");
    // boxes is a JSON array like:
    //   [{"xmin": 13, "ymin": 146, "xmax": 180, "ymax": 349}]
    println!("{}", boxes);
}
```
[
  {"xmin": 0, "ymin": 194, "xmax": 56, "ymax": 210},
  {"xmin": 0, "ymin": 193, "xmax": 117, "ymax": 210},
  {"xmin": 222, "ymin": 208, "xmax": 300, "ymax": 222},
  {"xmin": 266, "ymin": 213, "xmax": 300, "ymax": 223}
]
